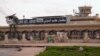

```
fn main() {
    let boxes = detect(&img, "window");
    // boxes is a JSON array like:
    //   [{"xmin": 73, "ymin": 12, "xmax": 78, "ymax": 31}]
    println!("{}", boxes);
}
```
[
  {"xmin": 44, "ymin": 18, "xmax": 51, "ymax": 23},
  {"xmin": 23, "ymin": 19, "xmax": 29, "ymax": 24},
  {"xmin": 18, "ymin": 20, "xmax": 23, "ymax": 24},
  {"xmin": 29, "ymin": 19, "xmax": 36, "ymax": 24},
  {"xmin": 36, "ymin": 18, "xmax": 44, "ymax": 23},
  {"xmin": 51, "ymin": 18, "xmax": 58, "ymax": 23}
]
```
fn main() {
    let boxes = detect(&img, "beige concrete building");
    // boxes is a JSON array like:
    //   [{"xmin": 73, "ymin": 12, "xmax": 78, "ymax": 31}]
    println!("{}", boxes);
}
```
[{"xmin": 0, "ymin": 6, "xmax": 100, "ymax": 43}]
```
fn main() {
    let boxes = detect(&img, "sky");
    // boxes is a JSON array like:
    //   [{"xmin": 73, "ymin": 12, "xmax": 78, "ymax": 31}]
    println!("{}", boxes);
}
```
[{"xmin": 0, "ymin": 0, "xmax": 100, "ymax": 26}]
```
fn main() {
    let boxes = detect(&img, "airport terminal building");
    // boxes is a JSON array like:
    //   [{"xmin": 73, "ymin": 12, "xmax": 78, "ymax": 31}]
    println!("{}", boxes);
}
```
[{"xmin": 0, "ymin": 6, "xmax": 100, "ymax": 43}]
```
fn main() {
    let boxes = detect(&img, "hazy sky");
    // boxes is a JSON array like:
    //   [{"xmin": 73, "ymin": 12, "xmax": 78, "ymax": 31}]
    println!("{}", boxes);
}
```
[{"xmin": 0, "ymin": 0, "xmax": 100, "ymax": 26}]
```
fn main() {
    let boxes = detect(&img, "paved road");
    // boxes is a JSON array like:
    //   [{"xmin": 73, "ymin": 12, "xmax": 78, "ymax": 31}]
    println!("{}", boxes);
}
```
[
  {"xmin": 0, "ymin": 43, "xmax": 100, "ymax": 56},
  {"xmin": 0, "ymin": 47, "xmax": 45, "ymax": 56},
  {"xmin": 0, "ymin": 48, "xmax": 17, "ymax": 56}
]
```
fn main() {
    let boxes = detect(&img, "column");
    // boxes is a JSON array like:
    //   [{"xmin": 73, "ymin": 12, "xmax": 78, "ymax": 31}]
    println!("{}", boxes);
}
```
[
  {"xmin": 57, "ymin": 32, "xmax": 64, "ymax": 42},
  {"xmin": 57, "ymin": 32, "xmax": 60, "ymax": 42},
  {"xmin": 21, "ymin": 34, "xmax": 28, "ymax": 43},
  {"xmin": 30, "ymin": 35, "xmax": 33, "ymax": 40},
  {"xmin": 83, "ymin": 32, "xmax": 89, "ymax": 42},
  {"xmin": 96, "ymin": 33, "xmax": 100, "ymax": 39},
  {"xmin": 65, "ymin": 32, "xmax": 69, "ymax": 42},
  {"xmin": 60, "ymin": 32, "xmax": 68, "ymax": 42},
  {"xmin": 44, "ymin": 32, "xmax": 48, "ymax": 43},
  {"xmin": 2, "ymin": 34, "xmax": 9, "ymax": 44},
  {"xmin": 56, "ymin": 32, "xmax": 61, "ymax": 42},
  {"xmin": 30, "ymin": 34, "xmax": 35, "ymax": 43},
  {"xmin": 4, "ymin": 34, "xmax": 9, "ymax": 42},
  {"xmin": 60, "ymin": 32, "xmax": 64, "ymax": 42}
]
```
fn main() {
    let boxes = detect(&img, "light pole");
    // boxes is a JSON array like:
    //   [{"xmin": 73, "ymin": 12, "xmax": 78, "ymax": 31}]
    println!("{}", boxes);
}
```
[{"xmin": 6, "ymin": 14, "xmax": 19, "ymax": 40}]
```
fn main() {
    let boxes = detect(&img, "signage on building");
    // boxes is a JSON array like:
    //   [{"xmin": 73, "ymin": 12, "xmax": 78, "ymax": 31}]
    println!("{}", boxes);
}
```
[{"xmin": 18, "ymin": 16, "xmax": 70, "ymax": 25}]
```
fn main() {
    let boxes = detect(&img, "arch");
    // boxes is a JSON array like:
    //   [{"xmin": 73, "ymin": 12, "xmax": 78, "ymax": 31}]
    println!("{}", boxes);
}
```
[
  {"xmin": 22, "ymin": 31, "xmax": 28, "ymax": 34},
  {"xmin": 81, "ymin": 30, "xmax": 93, "ymax": 39},
  {"xmin": 31, "ymin": 30, "xmax": 36, "ymax": 40},
  {"xmin": 22, "ymin": 31, "xmax": 30, "ymax": 41},
  {"xmin": 69, "ymin": 30, "xmax": 82, "ymax": 39},
  {"xmin": 39, "ymin": 30, "xmax": 45, "ymax": 40},
  {"xmin": 5, "ymin": 31, "xmax": 21, "ymax": 40},
  {"xmin": 48, "ymin": 30, "xmax": 57, "ymax": 35},
  {"xmin": 0, "ymin": 31, "xmax": 5, "ymax": 41},
  {"xmin": 93, "ymin": 29, "xmax": 100, "ymax": 33},
  {"xmin": 30, "ymin": 30, "xmax": 44, "ymax": 40},
  {"xmin": 5, "ymin": 31, "xmax": 10, "ymax": 34},
  {"xmin": 16, "ymin": 31, "xmax": 22, "ymax": 40},
  {"xmin": 93, "ymin": 29, "xmax": 100, "ymax": 39},
  {"xmin": 70, "ymin": 30, "xmax": 81, "ymax": 35},
  {"xmin": 81, "ymin": 29, "xmax": 90, "ymax": 32},
  {"xmin": 5, "ymin": 31, "xmax": 10, "ymax": 39},
  {"xmin": 59, "ymin": 30, "xmax": 66, "ymax": 32}
]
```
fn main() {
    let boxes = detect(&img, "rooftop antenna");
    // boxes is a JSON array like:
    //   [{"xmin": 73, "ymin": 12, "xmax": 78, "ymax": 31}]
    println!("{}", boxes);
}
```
[
  {"xmin": 23, "ymin": 15, "xmax": 25, "ymax": 19},
  {"xmin": 73, "ymin": 9, "xmax": 75, "ymax": 15},
  {"xmin": 73, "ymin": 9, "xmax": 79, "ymax": 16}
]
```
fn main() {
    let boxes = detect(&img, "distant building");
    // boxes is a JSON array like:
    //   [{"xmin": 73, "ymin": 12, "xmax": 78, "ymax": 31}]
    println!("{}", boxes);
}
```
[{"xmin": 0, "ymin": 6, "xmax": 100, "ymax": 43}]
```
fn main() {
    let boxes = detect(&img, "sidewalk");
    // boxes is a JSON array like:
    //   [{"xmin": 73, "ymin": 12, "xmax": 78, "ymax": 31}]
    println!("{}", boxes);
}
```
[{"xmin": 1, "ymin": 43, "xmax": 100, "ymax": 47}]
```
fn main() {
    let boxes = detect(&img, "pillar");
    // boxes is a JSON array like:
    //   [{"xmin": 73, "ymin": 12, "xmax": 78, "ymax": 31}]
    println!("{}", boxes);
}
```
[
  {"xmin": 60, "ymin": 32, "xmax": 64, "ymax": 42},
  {"xmin": 44, "ymin": 32, "xmax": 48, "ymax": 43},
  {"xmin": 30, "ymin": 34, "xmax": 35, "ymax": 43},
  {"xmin": 60, "ymin": 32, "xmax": 68, "ymax": 42},
  {"xmin": 57, "ymin": 32, "xmax": 60, "ymax": 42},
  {"xmin": 21, "ymin": 34, "xmax": 28, "ymax": 43},
  {"xmin": 83, "ymin": 32, "xmax": 89, "ymax": 42},
  {"xmin": 57, "ymin": 32, "xmax": 68, "ymax": 43},
  {"xmin": 4, "ymin": 34, "xmax": 9, "ymax": 41},
  {"xmin": 3, "ymin": 34, "xmax": 9, "ymax": 43},
  {"xmin": 65, "ymin": 32, "xmax": 69, "ymax": 42},
  {"xmin": 57, "ymin": 32, "xmax": 63, "ymax": 42},
  {"xmin": 96, "ymin": 33, "xmax": 100, "ymax": 39},
  {"xmin": 30, "ymin": 35, "xmax": 33, "ymax": 40}
]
